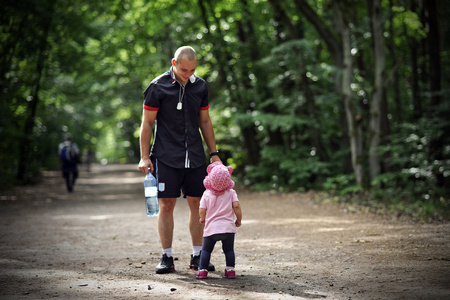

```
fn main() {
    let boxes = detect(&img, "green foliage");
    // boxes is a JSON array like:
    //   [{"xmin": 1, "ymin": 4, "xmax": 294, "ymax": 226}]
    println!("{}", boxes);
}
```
[
  {"xmin": 323, "ymin": 174, "xmax": 361, "ymax": 195},
  {"xmin": 391, "ymin": 6, "xmax": 426, "ymax": 40},
  {"xmin": 244, "ymin": 144, "xmax": 340, "ymax": 192},
  {"xmin": 370, "ymin": 109, "xmax": 450, "ymax": 221},
  {"xmin": 376, "ymin": 116, "xmax": 449, "ymax": 196},
  {"xmin": 320, "ymin": 100, "xmax": 450, "ymax": 222},
  {"xmin": 1, "ymin": 0, "xmax": 448, "ymax": 221}
]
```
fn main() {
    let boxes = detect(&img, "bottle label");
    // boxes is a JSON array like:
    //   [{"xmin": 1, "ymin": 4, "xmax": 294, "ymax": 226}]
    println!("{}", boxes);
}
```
[{"xmin": 145, "ymin": 186, "xmax": 157, "ymax": 197}]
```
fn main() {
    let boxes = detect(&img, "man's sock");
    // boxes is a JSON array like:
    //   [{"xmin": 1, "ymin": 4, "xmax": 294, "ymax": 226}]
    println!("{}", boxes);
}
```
[
  {"xmin": 192, "ymin": 246, "xmax": 202, "ymax": 257},
  {"xmin": 163, "ymin": 248, "xmax": 172, "ymax": 258}
]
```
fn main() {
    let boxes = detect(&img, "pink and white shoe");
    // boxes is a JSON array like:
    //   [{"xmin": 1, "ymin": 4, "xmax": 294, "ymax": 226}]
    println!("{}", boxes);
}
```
[
  {"xmin": 224, "ymin": 269, "xmax": 235, "ymax": 279},
  {"xmin": 195, "ymin": 269, "xmax": 208, "ymax": 279}
]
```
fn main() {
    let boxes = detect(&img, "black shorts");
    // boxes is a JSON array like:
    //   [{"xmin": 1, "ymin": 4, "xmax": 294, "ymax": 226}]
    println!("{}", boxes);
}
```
[{"xmin": 153, "ymin": 159, "xmax": 207, "ymax": 198}]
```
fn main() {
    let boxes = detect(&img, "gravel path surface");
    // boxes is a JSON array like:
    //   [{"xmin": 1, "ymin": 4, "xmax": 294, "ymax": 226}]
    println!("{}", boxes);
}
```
[{"xmin": 0, "ymin": 164, "xmax": 449, "ymax": 299}]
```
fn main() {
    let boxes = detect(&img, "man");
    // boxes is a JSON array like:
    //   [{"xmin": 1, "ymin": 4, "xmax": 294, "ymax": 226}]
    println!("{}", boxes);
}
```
[
  {"xmin": 138, "ymin": 46, "xmax": 221, "ymax": 274},
  {"xmin": 58, "ymin": 133, "xmax": 80, "ymax": 192}
]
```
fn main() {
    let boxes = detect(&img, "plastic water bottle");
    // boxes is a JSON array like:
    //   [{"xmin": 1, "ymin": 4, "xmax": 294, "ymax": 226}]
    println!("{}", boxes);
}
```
[{"xmin": 143, "ymin": 170, "xmax": 158, "ymax": 216}]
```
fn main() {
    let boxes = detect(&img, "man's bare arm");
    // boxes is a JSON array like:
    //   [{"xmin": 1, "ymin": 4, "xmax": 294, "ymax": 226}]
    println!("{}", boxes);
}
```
[
  {"xmin": 199, "ymin": 109, "xmax": 221, "ymax": 163},
  {"xmin": 138, "ymin": 109, "xmax": 157, "ymax": 173}
]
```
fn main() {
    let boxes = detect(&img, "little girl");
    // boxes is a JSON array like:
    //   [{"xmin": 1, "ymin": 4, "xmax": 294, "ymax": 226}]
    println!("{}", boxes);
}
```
[{"xmin": 196, "ymin": 161, "xmax": 242, "ymax": 279}]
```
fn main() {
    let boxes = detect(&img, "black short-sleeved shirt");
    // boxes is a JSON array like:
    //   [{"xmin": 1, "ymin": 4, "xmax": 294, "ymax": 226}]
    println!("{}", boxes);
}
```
[{"xmin": 143, "ymin": 68, "xmax": 209, "ymax": 169}]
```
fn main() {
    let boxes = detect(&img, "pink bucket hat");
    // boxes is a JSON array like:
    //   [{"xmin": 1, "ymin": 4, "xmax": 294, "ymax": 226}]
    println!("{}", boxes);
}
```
[{"xmin": 204, "ymin": 162, "xmax": 235, "ymax": 195}]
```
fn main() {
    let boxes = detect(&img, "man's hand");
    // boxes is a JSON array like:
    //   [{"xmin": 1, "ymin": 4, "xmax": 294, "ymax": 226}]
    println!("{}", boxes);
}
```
[
  {"xmin": 210, "ymin": 155, "xmax": 222, "ymax": 164},
  {"xmin": 138, "ymin": 158, "xmax": 153, "ymax": 174}
]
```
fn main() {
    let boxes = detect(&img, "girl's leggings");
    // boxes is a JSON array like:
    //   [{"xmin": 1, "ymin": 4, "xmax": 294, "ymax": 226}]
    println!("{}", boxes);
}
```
[{"xmin": 199, "ymin": 233, "xmax": 235, "ymax": 270}]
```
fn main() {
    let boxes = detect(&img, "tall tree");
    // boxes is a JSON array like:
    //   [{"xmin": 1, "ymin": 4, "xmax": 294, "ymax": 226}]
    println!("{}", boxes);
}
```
[
  {"xmin": 268, "ymin": 0, "xmax": 329, "ymax": 162},
  {"xmin": 367, "ymin": 0, "xmax": 386, "ymax": 181},
  {"xmin": 426, "ymin": 0, "xmax": 444, "ymax": 187},
  {"xmin": 198, "ymin": 0, "xmax": 262, "ymax": 165},
  {"xmin": 293, "ymin": 0, "xmax": 366, "ymax": 186},
  {"xmin": 335, "ymin": 0, "xmax": 365, "ymax": 187},
  {"xmin": 387, "ymin": 0, "xmax": 402, "ymax": 124}
]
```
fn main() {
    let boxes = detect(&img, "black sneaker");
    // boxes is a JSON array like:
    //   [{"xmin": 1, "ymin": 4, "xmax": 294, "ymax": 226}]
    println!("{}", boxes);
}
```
[
  {"xmin": 189, "ymin": 251, "xmax": 215, "ymax": 271},
  {"xmin": 156, "ymin": 254, "xmax": 175, "ymax": 274}
]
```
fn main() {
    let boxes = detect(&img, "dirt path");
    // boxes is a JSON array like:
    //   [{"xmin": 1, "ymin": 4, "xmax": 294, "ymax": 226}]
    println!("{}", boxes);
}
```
[{"xmin": 0, "ymin": 164, "xmax": 449, "ymax": 300}]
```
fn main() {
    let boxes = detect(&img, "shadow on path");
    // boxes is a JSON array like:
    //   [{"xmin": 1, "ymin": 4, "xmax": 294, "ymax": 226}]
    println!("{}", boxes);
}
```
[{"xmin": 0, "ymin": 164, "xmax": 449, "ymax": 299}]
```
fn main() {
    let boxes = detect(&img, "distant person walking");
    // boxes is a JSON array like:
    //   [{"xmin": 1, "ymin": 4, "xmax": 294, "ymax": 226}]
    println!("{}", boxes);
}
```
[
  {"xmin": 196, "ymin": 161, "xmax": 242, "ymax": 280},
  {"xmin": 58, "ymin": 134, "xmax": 80, "ymax": 192},
  {"xmin": 84, "ymin": 148, "xmax": 93, "ymax": 172}
]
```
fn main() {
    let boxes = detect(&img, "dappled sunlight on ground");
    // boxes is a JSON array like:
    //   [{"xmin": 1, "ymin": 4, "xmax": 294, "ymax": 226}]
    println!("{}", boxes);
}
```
[
  {"xmin": 0, "ymin": 164, "xmax": 449, "ymax": 299},
  {"xmin": 77, "ymin": 172, "xmax": 142, "ymax": 185},
  {"xmin": 52, "ymin": 212, "xmax": 141, "ymax": 221}
]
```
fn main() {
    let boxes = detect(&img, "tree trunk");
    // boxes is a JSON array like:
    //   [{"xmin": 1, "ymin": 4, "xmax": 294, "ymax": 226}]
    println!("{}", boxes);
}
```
[
  {"xmin": 292, "ymin": 0, "xmax": 342, "ymax": 62},
  {"xmin": 335, "ymin": 1, "xmax": 365, "ymax": 186},
  {"xmin": 268, "ymin": 0, "xmax": 330, "ymax": 162},
  {"xmin": 426, "ymin": 0, "xmax": 444, "ymax": 187},
  {"xmin": 426, "ymin": 0, "xmax": 441, "ymax": 108},
  {"xmin": 405, "ymin": 0, "xmax": 422, "ymax": 119},
  {"xmin": 342, "ymin": 25, "xmax": 364, "ymax": 187},
  {"xmin": 387, "ymin": 0, "xmax": 402, "ymax": 124},
  {"xmin": 198, "ymin": 0, "xmax": 262, "ymax": 165},
  {"xmin": 294, "ymin": 0, "xmax": 366, "ymax": 186},
  {"xmin": 17, "ymin": 1, "xmax": 55, "ymax": 182},
  {"xmin": 197, "ymin": 0, "xmax": 233, "ymax": 89},
  {"xmin": 367, "ymin": 0, "xmax": 386, "ymax": 181}
]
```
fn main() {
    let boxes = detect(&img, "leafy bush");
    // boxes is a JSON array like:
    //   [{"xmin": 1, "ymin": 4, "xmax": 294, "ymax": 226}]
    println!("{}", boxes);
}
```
[
  {"xmin": 243, "ymin": 145, "xmax": 339, "ymax": 192},
  {"xmin": 369, "ymin": 114, "xmax": 450, "ymax": 221}
]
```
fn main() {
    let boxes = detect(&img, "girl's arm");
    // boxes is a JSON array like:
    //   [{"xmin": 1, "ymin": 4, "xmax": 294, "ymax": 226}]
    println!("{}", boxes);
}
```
[
  {"xmin": 199, "ymin": 208, "xmax": 207, "ymax": 224},
  {"xmin": 232, "ymin": 201, "xmax": 242, "ymax": 227}
]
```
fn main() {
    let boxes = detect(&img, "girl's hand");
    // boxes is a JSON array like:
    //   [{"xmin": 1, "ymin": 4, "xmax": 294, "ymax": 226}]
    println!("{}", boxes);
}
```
[
  {"xmin": 199, "ymin": 218, "xmax": 205, "ymax": 224},
  {"xmin": 235, "ymin": 220, "xmax": 241, "ymax": 227}
]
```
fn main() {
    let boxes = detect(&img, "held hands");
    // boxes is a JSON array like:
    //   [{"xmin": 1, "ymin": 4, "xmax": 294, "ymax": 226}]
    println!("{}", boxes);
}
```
[{"xmin": 209, "ymin": 155, "xmax": 222, "ymax": 164}]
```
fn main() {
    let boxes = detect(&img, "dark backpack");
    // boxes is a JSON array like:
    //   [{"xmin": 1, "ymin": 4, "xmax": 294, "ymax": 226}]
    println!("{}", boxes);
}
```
[{"xmin": 60, "ymin": 144, "xmax": 76, "ymax": 163}]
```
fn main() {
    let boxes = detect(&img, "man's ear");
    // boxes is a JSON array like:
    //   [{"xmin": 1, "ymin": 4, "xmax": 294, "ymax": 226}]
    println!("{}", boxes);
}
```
[{"xmin": 172, "ymin": 58, "xmax": 176, "ymax": 67}]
